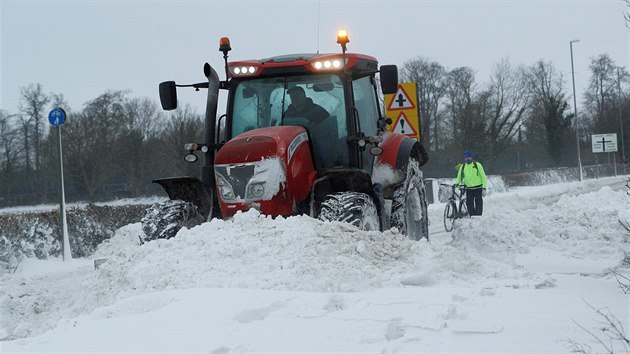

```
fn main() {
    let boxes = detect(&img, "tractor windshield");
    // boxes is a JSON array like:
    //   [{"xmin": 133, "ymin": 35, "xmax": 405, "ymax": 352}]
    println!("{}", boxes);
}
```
[{"xmin": 231, "ymin": 74, "xmax": 349, "ymax": 170}]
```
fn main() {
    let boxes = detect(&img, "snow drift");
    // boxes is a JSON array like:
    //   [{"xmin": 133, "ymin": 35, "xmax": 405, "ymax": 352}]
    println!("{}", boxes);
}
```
[{"xmin": 0, "ymin": 177, "xmax": 628, "ymax": 352}]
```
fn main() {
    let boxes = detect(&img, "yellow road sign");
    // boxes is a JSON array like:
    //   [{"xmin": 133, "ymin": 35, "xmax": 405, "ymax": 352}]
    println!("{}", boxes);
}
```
[{"xmin": 385, "ymin": 82, "xmax": 420, "ymax": 141}]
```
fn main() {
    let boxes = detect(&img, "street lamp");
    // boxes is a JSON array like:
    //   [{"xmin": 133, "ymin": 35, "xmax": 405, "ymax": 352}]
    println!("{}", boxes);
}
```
[
  {"xmin": 618, "ymin": 67, "xmax": 625, "ymax": 163},
  {"xmin": 570, "ymin": 39, "xmax": 583, "ymax": 181}
]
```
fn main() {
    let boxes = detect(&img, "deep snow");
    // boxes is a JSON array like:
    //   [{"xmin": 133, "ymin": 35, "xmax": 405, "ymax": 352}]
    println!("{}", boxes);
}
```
[{"xmin": 1, "ymin": 176, "xmax": 629, "ymax": 353}]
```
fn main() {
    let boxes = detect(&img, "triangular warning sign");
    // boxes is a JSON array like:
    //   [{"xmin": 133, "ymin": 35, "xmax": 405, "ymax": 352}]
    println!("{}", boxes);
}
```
[
  {"xmin": 387, "ymin": 85, "xmax": 416, "ymax": 111},
  {"xmin": 391, "ymin": 112, "xmax": 418, "ymax": 137}
]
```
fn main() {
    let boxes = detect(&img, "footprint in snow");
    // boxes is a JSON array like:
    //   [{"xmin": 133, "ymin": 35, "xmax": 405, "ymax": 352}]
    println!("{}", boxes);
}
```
[
  {"xmin": 385, "ymin": 318, "xmax": 407, "ymax": 341},
  {"xmin": 233, "ymin": 301, "xmax": 286, "ymax": 323}
]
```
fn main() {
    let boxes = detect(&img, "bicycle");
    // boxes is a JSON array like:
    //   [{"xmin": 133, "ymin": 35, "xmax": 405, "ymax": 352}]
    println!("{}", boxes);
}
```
[{"xmin": 440, "ymin": 183, "xmax": 470, "ymax": 232}]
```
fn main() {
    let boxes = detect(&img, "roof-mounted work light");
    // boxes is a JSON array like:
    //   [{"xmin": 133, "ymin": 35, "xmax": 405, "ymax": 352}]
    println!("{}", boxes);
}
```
[{"xmin": 336, "ymin": 29, "xmax": 349, "ymax": 53}]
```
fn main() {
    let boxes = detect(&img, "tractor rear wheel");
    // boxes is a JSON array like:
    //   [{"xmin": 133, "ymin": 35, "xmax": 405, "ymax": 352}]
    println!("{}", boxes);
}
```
[
  {"xmin": 318, "ymin": 192, "xmax": 379, "ymax": 231},
  {"xmin": 391, "ymin": 157, "xmax": 429, "ymax": 241},
  {"xmin": 141, "ymin": 199, "xmax": 205, "ymax": 242}
]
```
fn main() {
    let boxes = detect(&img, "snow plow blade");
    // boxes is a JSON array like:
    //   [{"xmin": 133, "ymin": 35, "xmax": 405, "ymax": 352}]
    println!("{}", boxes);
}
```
[{"xmin": 153, "ymin": 177, "xmax": 213, "ymax": 218}]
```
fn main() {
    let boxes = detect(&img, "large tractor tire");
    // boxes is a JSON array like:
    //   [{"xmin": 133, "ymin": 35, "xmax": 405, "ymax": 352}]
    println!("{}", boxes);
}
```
[
  {"xmin": 318, "ymin": 192, "xmax": 380, "ymax": 231},
  {"xmin": 391, "ymin": 157, "xmax": 429, "ymax": 241},
  {"xmin": 141, "ymin": 199, "xmax": 205, "ymax": 242}
]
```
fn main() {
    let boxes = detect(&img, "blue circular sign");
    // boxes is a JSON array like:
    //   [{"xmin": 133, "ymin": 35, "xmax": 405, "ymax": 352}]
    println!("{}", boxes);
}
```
[{"xmin": 48, "ymin": 108, "xmax": 66, "ymax": 126}]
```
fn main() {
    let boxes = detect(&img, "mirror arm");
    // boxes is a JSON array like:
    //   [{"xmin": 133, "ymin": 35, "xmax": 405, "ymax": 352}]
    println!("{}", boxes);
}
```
[
  {"xmin": 175, "ymin": 82, "xmax": 210, "ymax": 91},
  {"xmin": 174, "ymin": 82, "xmax": 229, "ymax": 91}
]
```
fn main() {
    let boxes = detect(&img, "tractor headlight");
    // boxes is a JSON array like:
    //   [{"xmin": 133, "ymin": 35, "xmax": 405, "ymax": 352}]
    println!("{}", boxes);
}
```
[
  {"xmin": 246, "ymin": 182, "xmax": 265, "ymax": 199},
  {"xmin": 230, "ymin": 65, "xmax": 258, "ymax": 76},
  {"xmin": 215, "ymin": 173, "xmax": 236, "ymax": 200},
  {"xmin": 311, "ymin": 58, "xmax": 343, "ymax": 71}
]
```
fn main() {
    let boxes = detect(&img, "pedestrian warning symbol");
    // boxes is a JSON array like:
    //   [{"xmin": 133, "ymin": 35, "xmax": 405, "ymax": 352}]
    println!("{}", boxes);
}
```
[
  {"xmin": 391, "ymin": 112, "xmax": 418, "ymax": 137},
  {"xmin": 387, "ymin": 85, "xmax": 416, "ymax": 111}
]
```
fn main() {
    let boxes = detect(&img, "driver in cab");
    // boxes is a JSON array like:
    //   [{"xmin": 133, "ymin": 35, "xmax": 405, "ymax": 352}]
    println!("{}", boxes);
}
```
[
  {"xmin": 284, "ymin": 86, "xmax": 329, "ymax": 127},
  {"xmin": 284, "ymin": 85, "xmax": 336, "ymax": 169}
]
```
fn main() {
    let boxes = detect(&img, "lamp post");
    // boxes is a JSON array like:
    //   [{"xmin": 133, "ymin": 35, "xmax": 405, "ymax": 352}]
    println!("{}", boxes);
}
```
[
  {"xmin": 570, "ymin": 39, "xmax": 583, "ymax": 181},
  {"xmin": 517, "ymin": 123, "xmax": 522, "ymax": 171},
  {"xmin": 618, "ymin": 67, "xmax": 625, "ymax": 163}
]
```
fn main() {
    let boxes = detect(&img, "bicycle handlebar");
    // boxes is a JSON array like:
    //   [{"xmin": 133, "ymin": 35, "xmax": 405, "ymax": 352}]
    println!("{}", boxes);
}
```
[{"xmin": 440, "ymin": 183, "xmax": 466, "ymax": 189}]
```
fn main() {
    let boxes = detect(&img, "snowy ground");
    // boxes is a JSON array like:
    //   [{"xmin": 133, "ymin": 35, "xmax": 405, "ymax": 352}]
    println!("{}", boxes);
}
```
[{"xmin": 1, "ymin": 176, "xmax": 629, "ymax": 353}]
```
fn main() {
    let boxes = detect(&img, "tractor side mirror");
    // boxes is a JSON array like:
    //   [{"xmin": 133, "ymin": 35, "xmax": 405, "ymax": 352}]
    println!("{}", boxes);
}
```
[
  {"xmin": 159, "ymin": 81, "xmax": 178, "ymax": 111},
  {"xmin": 379, "ymin": 65, "xmax": 398, "ymax": 95}
]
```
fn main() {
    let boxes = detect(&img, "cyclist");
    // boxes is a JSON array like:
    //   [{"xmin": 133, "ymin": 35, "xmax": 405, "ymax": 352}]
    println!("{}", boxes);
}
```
[{"xmin": 454, "ymin": 150, "xmax": 487, "ymax": 216}]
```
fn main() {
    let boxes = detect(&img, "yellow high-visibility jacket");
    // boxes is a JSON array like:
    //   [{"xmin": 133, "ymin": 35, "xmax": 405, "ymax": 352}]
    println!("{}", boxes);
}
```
[{"xmin": 455, "ymin": 161, "xmax": 487, "ymax": 189}]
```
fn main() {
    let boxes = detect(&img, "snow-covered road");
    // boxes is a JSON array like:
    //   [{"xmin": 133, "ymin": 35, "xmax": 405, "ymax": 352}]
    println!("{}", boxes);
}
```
[{"xmin": 1, "ymin": 176, "xmax": 629, "ymax": 353}]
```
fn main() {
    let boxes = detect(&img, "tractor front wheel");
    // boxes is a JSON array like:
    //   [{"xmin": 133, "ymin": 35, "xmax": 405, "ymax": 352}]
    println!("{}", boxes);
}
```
[
  {"xmin": 141, "ymin": 199, "xmax": 205, "ymax": 242},
  {"xmin": 318, "ymin": 192, "xmax": 380, "ymax": 231}
]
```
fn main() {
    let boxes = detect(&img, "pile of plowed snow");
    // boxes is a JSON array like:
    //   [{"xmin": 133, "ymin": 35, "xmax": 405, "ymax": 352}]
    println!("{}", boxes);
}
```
[
  {"xmin": 453, "ymin": 186, "xmax": 628, "ymax": 261},
  {"xmin": 1, "ymin": 212, "xmax": 429, "ymax": 339},
  {"xmin": 1, "ymin": 181, "xmax": 628, "ymax": 341},
  {"xmin": 94, "ymin": 211, "xmax": 423, "ymax": 293}
]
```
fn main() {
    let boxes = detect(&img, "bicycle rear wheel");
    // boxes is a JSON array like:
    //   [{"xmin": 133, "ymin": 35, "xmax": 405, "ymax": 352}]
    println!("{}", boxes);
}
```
[{"xmin": 444, "ymin": 201, "xmax": 456, "ymax": 232}]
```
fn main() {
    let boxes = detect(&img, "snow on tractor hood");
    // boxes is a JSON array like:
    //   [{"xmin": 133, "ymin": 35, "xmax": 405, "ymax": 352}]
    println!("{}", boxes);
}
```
[{"xmin": 215, "ymin": 156, "xmax": 286, "ymax": 202}]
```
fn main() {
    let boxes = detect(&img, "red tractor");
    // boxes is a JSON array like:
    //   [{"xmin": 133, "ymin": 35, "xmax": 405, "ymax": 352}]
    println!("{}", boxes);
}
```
[{"xmin": 142, "ymin": 31, "xmax": 429, "ymax": 242}]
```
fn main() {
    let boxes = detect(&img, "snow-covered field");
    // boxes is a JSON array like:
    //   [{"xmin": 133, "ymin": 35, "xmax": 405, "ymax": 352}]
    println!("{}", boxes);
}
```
[{"xmin": 1, "ymin": 176, "xmax": 629, "ymax": 353}]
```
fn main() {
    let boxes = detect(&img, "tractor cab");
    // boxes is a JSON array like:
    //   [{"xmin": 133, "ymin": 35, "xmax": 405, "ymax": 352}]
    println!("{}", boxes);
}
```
[{"xmin": 225, "ymin": 52, "xmax": 390, "ymax": 173}]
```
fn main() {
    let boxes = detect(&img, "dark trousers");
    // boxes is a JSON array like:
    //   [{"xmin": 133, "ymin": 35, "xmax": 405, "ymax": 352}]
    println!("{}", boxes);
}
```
[{"xmin": 466, "ymin": 188, "xmax": 483, "ymax": 216}]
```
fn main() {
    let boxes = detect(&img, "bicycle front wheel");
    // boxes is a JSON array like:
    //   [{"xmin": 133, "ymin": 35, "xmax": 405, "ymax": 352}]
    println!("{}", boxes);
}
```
[
  {"xmin": 444, "ymin": 201, "xmax": 456, "ymax": 232},
  {"xmin": 459, "ymin": 199, "xmax": 470, "ymax": 218}
]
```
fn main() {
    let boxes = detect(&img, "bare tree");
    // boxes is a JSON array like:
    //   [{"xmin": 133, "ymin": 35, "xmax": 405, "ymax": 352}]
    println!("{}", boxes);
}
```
[
  {"xmin": 0, "ymin": 111, "xmax": 18, "ymax": 202},
  {"xmin": 116, "ymin": 97, "xmax": 165, "ymax": 195},
  {"xmin": 625, "ymin": 0, "xmax": 630, "ymax": 29},
  {"xmin": 445, "ymin": 67, "xmax": 480, "ymax": 150},
  {"xmin": 64, "ymin": 90, "xmax": 128, "ymax": 199},
  {"xmin": 49, "ymin": 93, "xmax": 69, "ymax": 112},
  {"xmin": 525, "ymin": 60, "xmax": 574, "ymax": 167},
  {"xmin": 19, "ymin": 83, "xmax": 49, "ymax": 172},
  {"xmin": 485, "ymin": 58, "xmax": 530, "ymax": 160},
  {"xmin": 585, "ymin": 54, "xmax": 619, "ymax": 133},
  {"xmin": 400, "ymin": 57, "xmax": 446, "ymax": 150}
]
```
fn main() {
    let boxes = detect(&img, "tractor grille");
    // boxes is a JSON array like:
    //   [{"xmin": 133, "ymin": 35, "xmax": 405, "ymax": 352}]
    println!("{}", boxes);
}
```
[{"xmin": 215, "ymin": 164, "xmax": 256, "ymax": 200}]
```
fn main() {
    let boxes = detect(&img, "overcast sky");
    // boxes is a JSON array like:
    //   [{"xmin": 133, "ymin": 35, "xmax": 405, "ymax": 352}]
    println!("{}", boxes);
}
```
[{"xmin": 1, "ymin": 0, "xmax": 627, "ymax": 116}]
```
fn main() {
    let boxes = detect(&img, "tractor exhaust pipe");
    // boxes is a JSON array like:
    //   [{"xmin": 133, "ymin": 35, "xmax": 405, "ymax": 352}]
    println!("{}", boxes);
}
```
[{"xmin": 202, "ymin": 63, "xmax": 220, "ymax": 203}]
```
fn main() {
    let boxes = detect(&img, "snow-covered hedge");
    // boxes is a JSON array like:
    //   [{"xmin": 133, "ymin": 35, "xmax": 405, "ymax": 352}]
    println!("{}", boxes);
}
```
[
  {"xmin": 501, "ymin": 166, "xmax": 579, "ymax": 186},
  {"xmin": 0, "ymin": 204, "xmax": 147, "ymax": 269}
]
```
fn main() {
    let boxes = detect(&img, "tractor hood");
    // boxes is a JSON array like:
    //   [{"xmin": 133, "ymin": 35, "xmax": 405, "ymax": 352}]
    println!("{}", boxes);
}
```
[
  {"xmin": 215, "ymin": 126, "xmax": 309, "ymax": 165},
  {"xmin": 213, "ymin": 125, "xmax": 316, "ymax": 218}
]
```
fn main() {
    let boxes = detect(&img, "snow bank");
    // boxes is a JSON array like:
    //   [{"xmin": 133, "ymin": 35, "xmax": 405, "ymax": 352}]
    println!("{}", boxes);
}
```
[
  {"xmin": 452, "ymin": 185, "xmax": 628, "ymax": 267},
  {"xmin": 1, "ymin": 179, "xmax": 628, "ymax": 345},
  {"xmin": 94, "ymin": 211, "xmax": 422, "ymax": 293},
  {"xmin": 0, "ymin": 213, "xmax": 425, "ymax": 339}
]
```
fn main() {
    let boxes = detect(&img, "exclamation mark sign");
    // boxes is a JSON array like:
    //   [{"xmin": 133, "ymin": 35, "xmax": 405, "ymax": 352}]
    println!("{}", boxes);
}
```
[{"xmin": 400, "ymin": 119, "xmax": 405, "ymax": 134}]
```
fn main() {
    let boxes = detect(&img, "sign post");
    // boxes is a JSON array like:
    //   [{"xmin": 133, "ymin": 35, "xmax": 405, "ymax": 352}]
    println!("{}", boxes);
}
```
[
  {"xmin": 49, "ymin": 108, "xmax": 72, "ymax": 261},
  {"xmin": 591, "ymin": 133, "xmax": 618, "ymax": 177}
]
